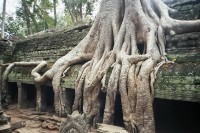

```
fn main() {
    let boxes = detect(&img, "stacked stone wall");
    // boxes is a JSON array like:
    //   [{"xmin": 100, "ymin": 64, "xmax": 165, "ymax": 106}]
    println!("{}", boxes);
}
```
[
  {"xmin": 0, "ymin": 1, "xmax": 200, "ymax": 102},
  {"xmin": 13, "ymin": 26, "xmax": 90, "ymax": 63},
  {"xmin": 168, "ymin": 0, "xmax": 200, "ymax": 20}
]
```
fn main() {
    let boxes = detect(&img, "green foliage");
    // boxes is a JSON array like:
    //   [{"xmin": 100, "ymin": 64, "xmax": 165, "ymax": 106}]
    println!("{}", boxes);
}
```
[
  {"xmin": 3, "ymin": 0, "xmax": 96, "ymax": 36},
  {"xmin": 0, "ymin": 12, "xmax": 25, "ymax": 37},
  {"xmin": 86, "ymin": 1, "xmax": 94, "ymax": 15},
  {"xmin": 6, "ymin": 17, "xmax": 21, "ymax": 35},
  {"xmin": 40, "ymin": 0, "xmax": 53, "ymax": 10},
  {"xmin": 63, "ymin": 0, "xmax": 94, "ymax": 25},
  {"xmin": 13, "ymin": 0, "xmax": 55, "ymax": 35}
]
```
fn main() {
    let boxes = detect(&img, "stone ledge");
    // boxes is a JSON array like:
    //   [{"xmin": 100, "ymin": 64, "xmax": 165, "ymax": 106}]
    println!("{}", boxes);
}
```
[{"xmin": 5, "ymin": 62, "xmax": 200, "ymax": 103}]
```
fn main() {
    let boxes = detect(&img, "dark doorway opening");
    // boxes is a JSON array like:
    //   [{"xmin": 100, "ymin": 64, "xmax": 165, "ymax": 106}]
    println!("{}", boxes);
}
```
[
  {"xmin": 41, "ymin": 86, "xmax": 54, "ymax": 113},
  {"xmin": 7, "ymin": 82, "xmax": 18, "ymax": 104},
  {"xmin": 113, "ymin": 94, "xmax": 124, "ymax": 127},
  {"xmin": 23, "ymin": 83, "xmax": 36, "ymax": 108},
  {"xmin": 44, "ymin": 86, "xmax": 54, "ymax": 108},
  {"xmin": 100, "ymin": 92, "xmax": 124, "ymax": 127},
  {"xmin": 154, "ymin": 98, "xmax": 200, "ymax": 133},
  {"xmin": 100, "ymin": 95, "xmax": 200, "ymax": 132},
  {"xmin": 137, "ymin": 42, "xmax": 145, "ymax": 54},
  {"xmin": 64, "ymin": 89, "xmax": 75, "ymax": 114}
]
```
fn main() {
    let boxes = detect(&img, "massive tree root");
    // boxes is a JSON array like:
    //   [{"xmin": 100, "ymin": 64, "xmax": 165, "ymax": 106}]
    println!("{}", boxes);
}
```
[
  {"xmin": 30, "ymin": 0, "xmax": 200, "ymax": 132},
  {"xmin": 0, "ymin": 61, "xmax": 41, "ymax": 108},
  {"xmin": 1, "ymin": 62, "xmax": 44, "ymax": 103}
]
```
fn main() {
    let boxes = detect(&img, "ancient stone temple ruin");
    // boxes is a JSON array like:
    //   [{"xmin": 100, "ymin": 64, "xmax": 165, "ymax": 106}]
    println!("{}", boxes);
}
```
[{"xmin": 0, "ymin": 0, "xmax": 200, "ymax": 132}]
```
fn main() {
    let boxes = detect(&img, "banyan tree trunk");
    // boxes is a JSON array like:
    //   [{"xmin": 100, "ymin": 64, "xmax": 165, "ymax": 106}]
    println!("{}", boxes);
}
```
[{"xmin": 21, "ymin": 0, "xmax": 200, "ymax": 132}]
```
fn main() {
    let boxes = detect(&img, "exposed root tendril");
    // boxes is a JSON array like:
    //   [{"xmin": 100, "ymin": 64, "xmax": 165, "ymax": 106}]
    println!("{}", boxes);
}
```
[{"xmin": 16, "ymin": 0, "xmax": 200, "ymax": 132}]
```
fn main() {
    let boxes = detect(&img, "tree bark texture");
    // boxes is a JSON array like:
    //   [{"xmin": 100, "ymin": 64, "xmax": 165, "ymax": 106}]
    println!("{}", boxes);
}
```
[
  {"xmin": 53, "ymin": 0, "xmax": 57, "ymax": 27},
  {"xmin": 1, "ymin": 0, "xmax": 6, "ymax": 39},
  {"xmin": 3, "ymin": 0, "xmax": 200, "ymax": 132}
]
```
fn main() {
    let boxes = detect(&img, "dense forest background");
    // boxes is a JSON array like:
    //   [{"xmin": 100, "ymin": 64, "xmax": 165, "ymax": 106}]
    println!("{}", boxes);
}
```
[{"xmin": 0, "ymin": 0, "xmax": 100, "ymax": 38}]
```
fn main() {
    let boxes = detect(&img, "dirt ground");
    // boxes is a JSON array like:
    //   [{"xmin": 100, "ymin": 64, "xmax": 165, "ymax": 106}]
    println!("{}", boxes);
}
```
[
  {"xmin": 4, "ymin": 104, "xmax": 127, "ymax": 133},
  {"xmin": 4, "ymin": 104, "xmax": 60, "ymax": 133}
]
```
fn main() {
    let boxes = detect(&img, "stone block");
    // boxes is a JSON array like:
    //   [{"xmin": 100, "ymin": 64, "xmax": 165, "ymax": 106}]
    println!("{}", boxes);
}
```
[
  {"xmin": 35, "ymin": 85, "xmax": 47, "ymax": 112},
  {"xmin": 17, "ymin": 83, "xmax": 27, "ymax": 109}
]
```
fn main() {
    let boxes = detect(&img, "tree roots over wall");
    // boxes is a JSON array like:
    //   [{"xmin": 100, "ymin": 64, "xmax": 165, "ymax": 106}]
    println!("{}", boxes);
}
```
[{"xmin": 2, "ymin": 0, "xmax": 200, "ymax": 132}]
